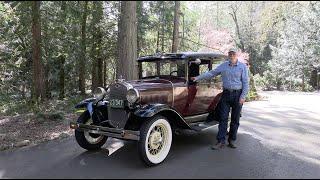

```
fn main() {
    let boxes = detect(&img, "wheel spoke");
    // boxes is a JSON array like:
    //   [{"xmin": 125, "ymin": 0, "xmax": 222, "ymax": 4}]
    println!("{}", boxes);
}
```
[{"xmin": 145, "ymin": 119, "xmax": 172, "ymax": 162}]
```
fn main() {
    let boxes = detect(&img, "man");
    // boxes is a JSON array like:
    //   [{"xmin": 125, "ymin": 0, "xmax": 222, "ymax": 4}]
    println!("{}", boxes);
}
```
[{"xmin": 191, "ymin": 48, "xmax": 249, "ymax": 149}]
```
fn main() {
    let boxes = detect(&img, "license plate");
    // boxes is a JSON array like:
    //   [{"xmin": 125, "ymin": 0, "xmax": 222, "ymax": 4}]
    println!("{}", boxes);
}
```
[{"xmin": 109, "ymin": 99, "xmax": 124, "ymax": 108}]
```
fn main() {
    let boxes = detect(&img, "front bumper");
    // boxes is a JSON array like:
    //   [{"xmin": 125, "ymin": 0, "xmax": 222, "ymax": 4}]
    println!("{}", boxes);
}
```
[{"xmin": 70, "ymin": 122, "xmax": 140, "ymax": 141}]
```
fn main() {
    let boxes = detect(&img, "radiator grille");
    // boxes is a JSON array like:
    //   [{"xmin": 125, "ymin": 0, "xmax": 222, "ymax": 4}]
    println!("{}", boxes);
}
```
[{"xmin": 108, "ymin": 82, "xmax": 130, "ymax": 128}]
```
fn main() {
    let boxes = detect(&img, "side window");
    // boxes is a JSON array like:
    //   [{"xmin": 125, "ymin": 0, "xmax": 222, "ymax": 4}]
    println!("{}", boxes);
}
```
[
  {"xmin": 197, "ymin": 62, "xmax": 210, "ymax": 84},
  {"xmin": 160, "ymin": 61, "xmax": 171, "ymax": 75},
  {"xmin": 142, "ymin": 62, "xmax": 157, "ymax": 78},
  {"xmin": 160, "ymin": 60, "xmax": 186, "ymax": 77},
  {"xmin": 199, "ymin": 63, "xmax": 209, "ymax": 74},
  {"xmin": 177, "ymin": 61, "xmax": 185, "ymax": 77}
]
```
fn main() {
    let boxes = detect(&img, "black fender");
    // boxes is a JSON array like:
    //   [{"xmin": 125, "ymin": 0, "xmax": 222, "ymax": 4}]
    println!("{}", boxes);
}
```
[
  {"xmin": 134, "ymin": 104, "xmax": 191, "ymax": 129},
  {"xmin": 75, "ymin": 98, "xmax": 109, "ymax": 125},
  {"xmin": 75, "ymin": 97, "xmax": 97, "ymax": 109}
]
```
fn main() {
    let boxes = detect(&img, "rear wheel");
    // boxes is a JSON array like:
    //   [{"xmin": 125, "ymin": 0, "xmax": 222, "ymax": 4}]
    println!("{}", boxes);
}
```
[
  {"xmin": 138, "ymin": 115, "xmax": 172, "ymax": 166},
  {"xmin": 75, "ymin": 111, "xmax": 107, "ymax": 150}
]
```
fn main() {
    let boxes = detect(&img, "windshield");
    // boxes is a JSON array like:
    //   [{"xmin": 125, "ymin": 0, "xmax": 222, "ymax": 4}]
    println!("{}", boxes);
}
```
[{"xmin": 141, "ymin": 59, "xmax": 186, "ymax": 78}]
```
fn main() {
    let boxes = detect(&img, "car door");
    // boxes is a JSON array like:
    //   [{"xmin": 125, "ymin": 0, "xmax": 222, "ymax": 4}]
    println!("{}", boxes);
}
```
[
  {"xmin": 185, "ymin": 59, "xmax": 214, "ymax": 116},
  {"xmin": 186, "ymin": 58, "xmax": 225, "ymax": 116}
]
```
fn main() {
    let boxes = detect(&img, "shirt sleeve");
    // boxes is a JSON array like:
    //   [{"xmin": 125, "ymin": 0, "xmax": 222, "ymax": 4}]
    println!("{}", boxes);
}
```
[
  {"xmin": 194, "ymin": 63, "xmax": 223, "ymax": 81},
  {"xmin": 240, "ymin": 65, "xmax": 250, "ymax": 99}
]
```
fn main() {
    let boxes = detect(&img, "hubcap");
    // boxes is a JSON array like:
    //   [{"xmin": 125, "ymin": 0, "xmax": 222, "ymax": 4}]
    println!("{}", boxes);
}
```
[
  {"xmin": 84, "ymin": 118, "xmax": 104, "ymax": 144},
  {"xmin": 148, "ymin": 125, "xmax": 166, "ymax": 155}
]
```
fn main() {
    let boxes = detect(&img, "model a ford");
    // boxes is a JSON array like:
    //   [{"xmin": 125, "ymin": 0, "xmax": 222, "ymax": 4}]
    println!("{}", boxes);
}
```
[{"xmin": 70, "ymin": 52, "xmax": 227, "ymax": 166}]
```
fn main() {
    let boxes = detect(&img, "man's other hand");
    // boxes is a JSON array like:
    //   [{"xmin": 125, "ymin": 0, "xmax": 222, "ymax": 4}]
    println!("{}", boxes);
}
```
[{"xmin": 239, "ymin": 98, "xmax": 245, "ymax": 104}]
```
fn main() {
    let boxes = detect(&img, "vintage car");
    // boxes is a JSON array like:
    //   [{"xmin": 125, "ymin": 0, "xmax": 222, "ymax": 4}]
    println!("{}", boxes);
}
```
[{"xmin": 70, "ymin": 52, "xmax": 227, "ymax": 166}]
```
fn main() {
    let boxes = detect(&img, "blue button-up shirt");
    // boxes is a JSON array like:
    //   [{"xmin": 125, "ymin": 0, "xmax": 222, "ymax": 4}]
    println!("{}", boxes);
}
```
[{"xmin": 194, "ymin": 59, "xmax": 249, "ymax": 100}]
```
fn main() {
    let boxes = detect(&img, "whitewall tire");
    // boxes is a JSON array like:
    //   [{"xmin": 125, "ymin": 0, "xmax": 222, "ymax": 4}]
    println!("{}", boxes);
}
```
[{"xmin": 138, "ymin": 115, "xmax": 172, "ymax": 166}]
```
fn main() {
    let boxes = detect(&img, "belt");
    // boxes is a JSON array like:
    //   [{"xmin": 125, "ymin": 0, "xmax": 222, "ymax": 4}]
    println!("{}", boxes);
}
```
[{"xmin": 223, "ymin": 88, "xmax": 242, "ymax": 92}]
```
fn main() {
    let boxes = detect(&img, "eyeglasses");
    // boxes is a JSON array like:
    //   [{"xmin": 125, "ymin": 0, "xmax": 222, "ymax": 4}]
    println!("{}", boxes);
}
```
[{"xmin": 228, "ymin": 53, "xmax": 236, "ymax": 56}]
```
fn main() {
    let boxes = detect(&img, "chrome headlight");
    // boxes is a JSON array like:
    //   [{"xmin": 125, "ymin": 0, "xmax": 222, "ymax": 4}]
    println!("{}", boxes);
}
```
[
  {"xmin": 93, "ymin": 87, "xmax": 107, "ymax": 101},
  {"xmin": 126, "ymin": 88, "xmax": 139, "ymax": 104}
]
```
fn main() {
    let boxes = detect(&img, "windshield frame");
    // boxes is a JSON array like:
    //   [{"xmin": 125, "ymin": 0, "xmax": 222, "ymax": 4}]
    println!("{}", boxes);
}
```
[{"xmin": 138, "ymin": 59, "xmax": 188, "ymax": 81}]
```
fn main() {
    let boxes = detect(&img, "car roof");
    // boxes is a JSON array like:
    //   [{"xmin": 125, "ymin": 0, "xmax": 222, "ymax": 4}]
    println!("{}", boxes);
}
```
[{"xmin": 137, "ymin": 52, "xmax": 227, "ymax": 62}]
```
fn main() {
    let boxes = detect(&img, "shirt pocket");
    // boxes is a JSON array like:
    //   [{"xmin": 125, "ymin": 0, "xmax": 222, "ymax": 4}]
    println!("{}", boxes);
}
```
[
  {"xmin": 236, "ymin": 71, "xmax": 241, "ymax": 78},
  {"xmin": 235, "ymin": 69, "xmax": 242, "ymax": 78},
  {"xmin": 222, "ymin": 70, "xmax": 228, "ymax": 77}
]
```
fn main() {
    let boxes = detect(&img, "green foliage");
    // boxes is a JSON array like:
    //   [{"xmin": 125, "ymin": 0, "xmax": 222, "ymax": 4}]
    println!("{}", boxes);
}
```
[
  {"xmin": 2, "ymin": 1, "xmax": 320, "ymax": 120},
  {"xmin": 0, "ymin": 93, "xmax": 30, "ymax": 115},
  {"xmin": 267, "ymin": 2, "xmax": 320, "ymax": 91}
]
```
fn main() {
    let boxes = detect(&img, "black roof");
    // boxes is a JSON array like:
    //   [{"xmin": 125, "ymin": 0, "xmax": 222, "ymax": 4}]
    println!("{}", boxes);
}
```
[{"xmin": 137, "ymin": 52, "xmax": 227, "ymax": 62}]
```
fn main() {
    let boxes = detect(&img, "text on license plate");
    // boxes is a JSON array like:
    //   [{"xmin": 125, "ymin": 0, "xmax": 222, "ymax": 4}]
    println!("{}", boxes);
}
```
[{"xmin": 110, "ymin": 99, "xmax": 124, "ymax": 108}]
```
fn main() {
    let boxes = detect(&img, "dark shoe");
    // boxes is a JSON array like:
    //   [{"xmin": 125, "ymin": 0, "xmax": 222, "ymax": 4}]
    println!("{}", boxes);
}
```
[
  {"xmin": 228, "ymin": 140, "xmax": 237, "ymax": 149},
  {"xmin": 211, "ymin": 142, "xmax": 225, "ymax": 150}
]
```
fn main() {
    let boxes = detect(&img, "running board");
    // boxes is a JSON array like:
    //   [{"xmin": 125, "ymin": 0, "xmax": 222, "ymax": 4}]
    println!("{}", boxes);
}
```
[
  {"xmin": 184, "ymin": 113, "xmax": 209, "ymax": 123},
  {"xmin": 189, "ymin": 120, "xmax": 219, "ymax": 131}
]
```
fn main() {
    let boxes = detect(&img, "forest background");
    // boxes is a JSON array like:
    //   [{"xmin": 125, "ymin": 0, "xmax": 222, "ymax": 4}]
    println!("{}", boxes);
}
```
[{"xmin": 1, "ymin": 1, "xmax": 320, "ymax": 119}]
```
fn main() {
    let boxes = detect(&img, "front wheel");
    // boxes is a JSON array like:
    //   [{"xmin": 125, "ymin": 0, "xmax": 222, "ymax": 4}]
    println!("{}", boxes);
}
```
[
  {"xmin": 138, "ymin": 115, "xmax": 172, "ymax": 166},
  {"xmin": 75, "ymin": 111, "xmax": 107, "ymax": 151}
]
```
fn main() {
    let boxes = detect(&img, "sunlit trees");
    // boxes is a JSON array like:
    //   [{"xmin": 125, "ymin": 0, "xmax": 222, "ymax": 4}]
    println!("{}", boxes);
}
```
[{"xmin": 268, "ymin": 2, "xmax": 320, "ymax": 91}]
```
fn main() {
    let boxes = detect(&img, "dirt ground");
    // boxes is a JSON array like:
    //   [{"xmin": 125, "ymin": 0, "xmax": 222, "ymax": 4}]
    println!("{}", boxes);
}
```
[
  {"xmin": 0, "ymin": 92, "xmax": 266, "ymax": 152},
  {"xmin": 0, "ymin": 113, "xmax": 77, "ymax": 151}
]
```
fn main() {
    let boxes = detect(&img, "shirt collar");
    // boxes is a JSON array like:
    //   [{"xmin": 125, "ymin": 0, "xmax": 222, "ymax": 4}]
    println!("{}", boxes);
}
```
[{"xmin": 228, "ymin": 59, "xmax": 239, "ymax": 66}]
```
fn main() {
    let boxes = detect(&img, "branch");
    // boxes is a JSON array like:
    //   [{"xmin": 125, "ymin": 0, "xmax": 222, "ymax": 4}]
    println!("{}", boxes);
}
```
[{"xmin": 180, "ymin": 37, "xmax": 224, "ymax": 53}]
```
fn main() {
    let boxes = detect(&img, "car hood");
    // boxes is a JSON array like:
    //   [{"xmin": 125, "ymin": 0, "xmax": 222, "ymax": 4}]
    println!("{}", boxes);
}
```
[
  {"xmin": 126, "ymin": 78, "xmax": 173, "ymax": 90},
  {"xmin": 125, "ymin": 78, "xmax": 176, "ymax": 105}
]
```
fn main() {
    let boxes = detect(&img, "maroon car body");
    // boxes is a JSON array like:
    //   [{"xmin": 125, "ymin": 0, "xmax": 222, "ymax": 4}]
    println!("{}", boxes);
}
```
[
  {"xmin": 133, "ymin": 52, "xmax": 226, "ymax": 120},
  {"xmin": 71, "ymin": 52, "xmax": 227, "ymax": 166}
]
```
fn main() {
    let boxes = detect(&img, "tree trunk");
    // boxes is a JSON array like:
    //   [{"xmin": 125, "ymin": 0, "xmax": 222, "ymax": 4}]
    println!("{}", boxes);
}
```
[
  {"xmin": 91, "ymin": 38, "xmax": 98, "ymax": 92},
  {"xmin": 161, "ymin": 2, "xmax": 165, "ymax": 53},
  {"xmin": 302, "ymin": 74, "xmax": 305, "ymax": 91},
  {"xmin": 317, "ymin": 70, "xmax": 320, "ymax": 91},
  {"xmin": 171, "ymin": 1, "xmax": 180, "ymax": 53},
  {"xmin": 137, "ymin": 1, "xmax": 143, "ymax": 57},
  {"xmin": 43, "ymin": 8, "xmax": 50, "ymax": 99},
  {"xmin": 310, "ymin": 69, "xmax": 317, "ymax": 89},
  {"xmin": 59, "ymin": 1, "xmax": 66, "ymax": 99},
  {"xmin": 96, "ymin": 31, "xmax": 103, "ymax": 88},
  {"xmin": 97, "ymin": 57, "xmax": 103, "ymax": 86},
  {"xmin": 230, "ymin": 7, "xmax": 245, "ymax": 52},
  {"xmin": 117, "ymin": 1, "xmax": 137, "ymax": 80},
  {"xmin": 103, "ymin": 58, "xmax": 107, "ymax": 87},
  {"xmin": 32, "ymin": 1, "xmax": 46, "ymax": 102},
  {"xmin": 58, "ymin": 55, "xmax": 65, "ymax": 99},
  {"xmin": 156, "ymin": 30, "xmax": 160, "ymax": 53},
  {"xmin": 91, "ymin": 1, "xmax": 104, "ymax": 92},
  {"xmin": 276, "ymin": 77, "xmax": 281, "ymax": 90},
  {"xmin": 44, "ymin": 64, "xmax": 50, "ymax": 98},
  {"xmin": 79, "ymin": 1, "xmax": 88, "ymax": 95}
]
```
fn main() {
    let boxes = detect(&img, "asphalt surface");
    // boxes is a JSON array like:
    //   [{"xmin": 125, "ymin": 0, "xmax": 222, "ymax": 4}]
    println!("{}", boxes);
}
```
[{"xmin": 1, "ymin": 91, "xmax": 320, "ymax": 178}]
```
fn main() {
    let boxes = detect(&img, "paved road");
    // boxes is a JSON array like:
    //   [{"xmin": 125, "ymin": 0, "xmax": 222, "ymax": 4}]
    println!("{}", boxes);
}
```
[{"xmin": 1, "ymin": 91, "xmax": 320, "ymax": 178}]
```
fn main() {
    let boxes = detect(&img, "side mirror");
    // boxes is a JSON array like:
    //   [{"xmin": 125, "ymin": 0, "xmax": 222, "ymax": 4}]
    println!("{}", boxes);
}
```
[
  {"xmin": 189, "ymin": 58, "xmax": 201, "ymax": 66},
  {"xmin": 194, "ymin": 58, "xmax": 201, "ymax": 65}
]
